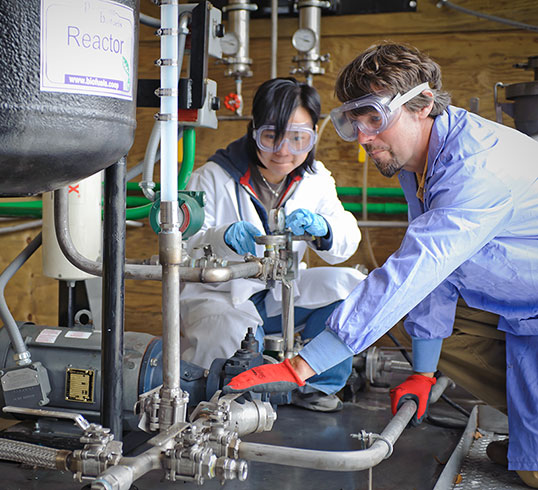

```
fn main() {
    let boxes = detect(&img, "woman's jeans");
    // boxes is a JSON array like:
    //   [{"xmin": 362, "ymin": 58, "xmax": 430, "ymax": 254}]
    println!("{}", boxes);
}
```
[{"xmin": 251, "ymin": 291, "xmax": 352, "ymax": 395}]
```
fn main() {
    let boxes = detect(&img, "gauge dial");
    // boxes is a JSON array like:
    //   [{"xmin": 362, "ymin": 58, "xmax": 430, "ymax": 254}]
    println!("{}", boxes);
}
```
[
  {"xmin": 292, "ymin": 28, "xmax": 317, "ymax": 52},
  {"xmin": 220, "ymin": 32, "xmax": 240, "ymax": 56}
]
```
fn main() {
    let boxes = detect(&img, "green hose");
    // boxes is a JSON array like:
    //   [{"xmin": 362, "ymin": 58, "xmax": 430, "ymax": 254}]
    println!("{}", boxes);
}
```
[
  {"xmin": 0, "ymin": 201, "xmax": 42, "ymax": 218},
  {"xmin": 337, "ymin": 187, "xmax": 404, "ymax": 197},
  {"xmin": 178, "ymin": 127, "xmax": 195, "ymax": 190},
  {"xmin": 343, "ymin": 202, "xmax": 408, "ymax": 214}
]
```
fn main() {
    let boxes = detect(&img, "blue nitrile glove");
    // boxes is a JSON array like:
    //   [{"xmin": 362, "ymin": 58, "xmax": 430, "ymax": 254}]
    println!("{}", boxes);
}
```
[
  {"xmin": 285, "ymin": 209, "xmax": 328, "ymax": 237},
  {"xmin": 224, "ymin": 221, "xmax": 262, "ymax": 255}
]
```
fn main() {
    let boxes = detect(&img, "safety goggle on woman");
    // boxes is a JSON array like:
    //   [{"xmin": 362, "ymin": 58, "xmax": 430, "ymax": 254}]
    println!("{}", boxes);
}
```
[
  {"xmin": 252, "ymin": 124, "xmax": 317, "ymax": 155},
  {"xmin": 329, "ymin": 82, "xmax": 430, "ymax": 141}
]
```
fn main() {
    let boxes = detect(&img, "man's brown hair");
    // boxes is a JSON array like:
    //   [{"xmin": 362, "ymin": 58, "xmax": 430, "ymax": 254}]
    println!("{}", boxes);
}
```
[{"xmin": 335, "ymin": 42, "xmax": 451, "ymax": 117}]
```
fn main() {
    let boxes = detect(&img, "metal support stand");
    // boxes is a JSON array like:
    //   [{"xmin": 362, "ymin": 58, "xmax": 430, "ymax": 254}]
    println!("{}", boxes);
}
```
[{"xmin": 101, "ymin": 157, "xmax": 127, "ymax": 441}]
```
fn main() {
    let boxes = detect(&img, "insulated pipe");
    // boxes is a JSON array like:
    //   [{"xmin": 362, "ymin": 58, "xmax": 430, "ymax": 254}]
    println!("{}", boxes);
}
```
[
  {"xmin": 159, "ymin": 0, "xmax": 179, "ymax": 203},
  {"xmin": 239, "ymin": 377, "xmax": 452, "ymax": 471},
  {"xmin": 101, "ymin": 158, "xmax": 127, "ymax": 441},
  {"xmin": 0, "ymin": 233, "xmax": 42, "ymax": 365}
]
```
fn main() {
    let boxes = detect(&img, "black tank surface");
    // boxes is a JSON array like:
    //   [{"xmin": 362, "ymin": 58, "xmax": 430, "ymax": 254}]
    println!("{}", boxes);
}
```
[{"xmin": 0, "ymin": 0, "xmax": 139, "ymax": 197}]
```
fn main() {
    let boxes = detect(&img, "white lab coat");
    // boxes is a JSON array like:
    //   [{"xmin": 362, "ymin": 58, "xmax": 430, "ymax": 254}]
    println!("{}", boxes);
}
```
[{"xmin": 180, "ymin": 158, "xmax": 363, "ymax": 368}]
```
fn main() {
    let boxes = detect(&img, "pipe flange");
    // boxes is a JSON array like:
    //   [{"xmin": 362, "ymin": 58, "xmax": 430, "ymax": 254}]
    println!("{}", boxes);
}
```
[
  {"xmin": 296, "ymin": 0, "xmax": 331, "ymax": 8},
  {"xmin": 223, "ymin": 3, "xmax": 258, "ymax": 13}
]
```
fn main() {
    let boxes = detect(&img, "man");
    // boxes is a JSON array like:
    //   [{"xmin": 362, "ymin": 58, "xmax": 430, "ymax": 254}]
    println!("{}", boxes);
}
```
[{"xmin": 223, "ymin": 42, "xmax": 538, "ymax": 487}]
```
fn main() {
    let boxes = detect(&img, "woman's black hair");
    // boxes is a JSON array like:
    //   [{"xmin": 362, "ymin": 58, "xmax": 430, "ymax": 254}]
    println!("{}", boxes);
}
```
[{"xmin": 246, "ymin": 77, "xmax": 321, "ymax": 173}]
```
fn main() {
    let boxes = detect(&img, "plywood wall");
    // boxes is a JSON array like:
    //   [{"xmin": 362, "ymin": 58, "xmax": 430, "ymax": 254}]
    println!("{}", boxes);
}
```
[{"xmin": 1, "ymin": 0, "xmax": 537, "ymax": 334}]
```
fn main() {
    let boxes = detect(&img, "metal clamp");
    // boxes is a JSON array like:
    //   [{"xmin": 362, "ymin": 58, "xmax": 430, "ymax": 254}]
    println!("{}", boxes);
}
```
[
  {"xmin": 152, "ymin": 0, "xmax": 180, "ymax": 5},
  {"xmin": 154, "ymin": 87, "xmax": 179, "ymax": 97},
  {"xmin": 154, "ymin": 113, "xmax": 178, "ymax": 122},
  {"xmin": 351, "ymin": 430, "xmax": 394, "ymax": 459},
  {"xmin": 155, "ymin": 58, "xmax": 178, "ymax": 67},
  {"xmin": 155, "ymin": 27, "xmax": 179, "ymax": 36}
]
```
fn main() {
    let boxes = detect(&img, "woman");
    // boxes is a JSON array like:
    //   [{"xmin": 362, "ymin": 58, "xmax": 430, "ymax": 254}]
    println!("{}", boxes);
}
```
[{"xmin": 180, "ymin": 77, "xmax": 363, "ymax": 411}]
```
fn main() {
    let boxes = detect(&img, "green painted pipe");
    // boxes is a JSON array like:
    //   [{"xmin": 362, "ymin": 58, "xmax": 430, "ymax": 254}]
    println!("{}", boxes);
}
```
[
  {"xmin": 178, "ymin": 127, "xmax": 195, "ymax": 191},
  {"xmin": 337, "ymin": 186, "xmax": 404, "ymax": 197},
  {"xmin": 0, "ymin": 201, "xmax": 42, "ymax": 218},
  {"xmin": 342, "ymin": 202, "xmax": 408, "ymax": 214}
]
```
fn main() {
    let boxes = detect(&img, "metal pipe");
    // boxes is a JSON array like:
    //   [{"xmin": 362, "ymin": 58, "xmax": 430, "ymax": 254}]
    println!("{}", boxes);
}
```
[
  {"xmin": 0, "ymin": 219, "xmax": 42, "ymax": 235},
  {"xmin": 239, "ymin": 377, "xmax": 452, "ymax": 471},
  {"xmin": 0, "ymin": 232, "xmax": 42, "ymax": 365},
  {"xmin": 281, "ymin": 281, "xmax": 295, "ymax": 358},
  {"xmin": 91, "ymin": 446, "xmax": 163, "ymax": 490},
  {"xmin": 101, "ymin": 158, "xmax": 127, "ymax": 441},
  {"xmin": 270, "ymin": 0, "xmax": 277, "ymax": 78},
  {"xmin": 356, "ymin": 220, "xmax": 408, "ymax": 228},
  {"xmin": 54, "ymin": 187, "xmax": 262, "ymax": 282}
]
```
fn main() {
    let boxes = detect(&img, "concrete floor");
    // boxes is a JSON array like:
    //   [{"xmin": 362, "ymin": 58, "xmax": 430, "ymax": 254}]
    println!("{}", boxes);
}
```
[{"xmin": 0, "ymin": 371, "xmax": 479, "ymax": 490}]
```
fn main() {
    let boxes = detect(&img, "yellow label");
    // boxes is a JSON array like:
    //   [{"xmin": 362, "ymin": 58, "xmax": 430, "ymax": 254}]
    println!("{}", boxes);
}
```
[{"xmin": 65, "ymin": 368, "xmax": 95, "ymax": 403}]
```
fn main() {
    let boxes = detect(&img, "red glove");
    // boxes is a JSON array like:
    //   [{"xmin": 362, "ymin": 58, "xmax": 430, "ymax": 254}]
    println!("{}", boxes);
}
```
[
  {"xmin": 390, "ymin": 374, "xmax": 437, "ymax": 426},
  {"xmin": 222, "ymin": 359, "xmax": 306, "ymax": 394}
]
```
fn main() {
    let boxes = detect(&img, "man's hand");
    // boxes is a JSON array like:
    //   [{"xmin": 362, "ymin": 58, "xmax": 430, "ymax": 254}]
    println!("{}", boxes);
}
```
[
  {"xmin": 223, "ymin": 358, "xmax": 306, "ymax": 394},
  {"xmin": 390, "ymin": 374, "xmax": 437, "ymax": 426}
]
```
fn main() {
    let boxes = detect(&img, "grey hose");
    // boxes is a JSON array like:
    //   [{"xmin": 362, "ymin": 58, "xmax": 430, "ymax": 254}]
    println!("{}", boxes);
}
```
[
  {"xmin": 0, "ymin": 438, "xmax": 70, "ymax": 470},
  {"xmin": 139, "ymin": 13, "xmax": 160, "ymax": 28},
  {"xmin": 437, "ymin": 0, "xmax": 538, "ymax": 32},
  {"xmin": 0, "ymin": 233, "xmax": 42, "ymax": 360}
]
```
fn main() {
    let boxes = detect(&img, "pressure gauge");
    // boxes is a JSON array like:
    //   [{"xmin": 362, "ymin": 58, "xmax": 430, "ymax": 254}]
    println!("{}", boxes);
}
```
[
  {"xmin": 292, "ymin": 28, "xmax": 317, "ymax": 52},
  {"xmin": 220, "ymin": 32, "xmax": 240, "ymax": 56}
]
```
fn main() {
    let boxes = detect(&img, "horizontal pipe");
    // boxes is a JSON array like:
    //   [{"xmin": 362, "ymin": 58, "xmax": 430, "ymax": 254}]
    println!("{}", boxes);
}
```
[
  {"xmin": 343, "ymin": 203, "xmax": 408, "ymax": 214},
  {"xmin": 91, "ymin": 446, "xmax": 163, "ymax": 490},
  {"xmin": 356, "ymin": 220, "xmax": 408, "ymax": 228},
  {"xmin": 54, "ymin": 187, "xmax": 262, "ymax": 283},
  {"xmin": 238, "ymin": 377, "xmax": 452, "ymax": 471},
  {"xmin": 337, "ymin": 187, "xmax": 404, "ymax": 197}
]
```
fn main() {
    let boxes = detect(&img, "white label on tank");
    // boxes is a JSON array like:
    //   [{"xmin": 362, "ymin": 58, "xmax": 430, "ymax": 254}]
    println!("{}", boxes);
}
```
[
  {"xmin": 35, "ymin": 328, "xmax": 62, "ymax": 344},
  {"xmin": 40, "ymin": 0, "xmax": 135, "ymax": 100},
  {"xmin": 65, "ymin": 331, "xmax": 93, "ymax": 339}
]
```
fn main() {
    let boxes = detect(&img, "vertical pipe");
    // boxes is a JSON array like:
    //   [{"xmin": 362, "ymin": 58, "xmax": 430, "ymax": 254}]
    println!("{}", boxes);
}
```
[
  {"xmin": 160, "ymin": 1, "xmax": 179, "ymax": 202},
  {"xmin": 101, "ymin": 157, "xmax": 127, "ymax": 441},
  {"xmin": 271, "ymin": 0, "xmax": 278, "ymax": 78},
  {"xmin": 282, "ymin": 281, "xmax": 295, "ymax": 359},
  {"xmin": 158, "ymin": 0, "xmax": 184, "ymax": 430}
]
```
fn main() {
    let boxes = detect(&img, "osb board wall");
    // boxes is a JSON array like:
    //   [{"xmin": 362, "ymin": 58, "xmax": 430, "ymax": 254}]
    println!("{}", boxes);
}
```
[{"xmin": 1, "ymin": 0, "xmax": 537, "ymax": 333}]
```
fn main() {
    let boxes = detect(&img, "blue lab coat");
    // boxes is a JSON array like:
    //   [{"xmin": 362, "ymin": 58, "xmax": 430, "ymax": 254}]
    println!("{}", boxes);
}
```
[{"xmin": 300, "ymin": 105, "xmax": 538, "ymax": 470}]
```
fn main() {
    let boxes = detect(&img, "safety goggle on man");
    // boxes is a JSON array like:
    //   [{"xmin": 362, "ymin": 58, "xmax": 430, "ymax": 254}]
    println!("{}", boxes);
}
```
[
  {"xmin": 252, "ymin": 124, "xmax": 317, "ymax": 155},
  {"xmin": 329, "ymin": 82, "xmax": 430, "ymax": 141}
]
